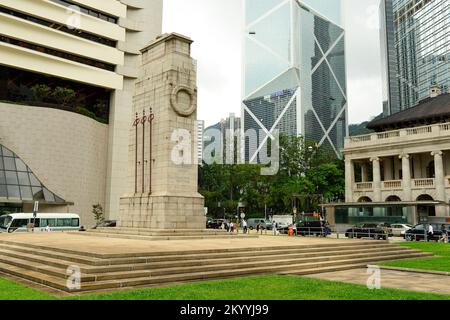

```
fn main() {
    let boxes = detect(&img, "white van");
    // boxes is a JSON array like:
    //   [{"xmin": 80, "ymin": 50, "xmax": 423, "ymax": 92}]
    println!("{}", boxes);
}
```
[{"xmin": 0, "ymin": 213, "xmax": 80, "ymax": 233}]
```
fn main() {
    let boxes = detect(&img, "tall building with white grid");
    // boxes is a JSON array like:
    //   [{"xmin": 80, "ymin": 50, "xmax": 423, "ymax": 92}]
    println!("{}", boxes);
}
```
[{"xmin": 242, "ymin": 0, "xmax": 348, "ymax": 162}]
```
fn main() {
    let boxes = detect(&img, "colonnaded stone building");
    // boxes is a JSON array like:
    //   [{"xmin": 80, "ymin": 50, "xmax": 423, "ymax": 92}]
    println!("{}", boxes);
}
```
[
  {"xmin": 0, "ymin": 0, "xmax": 163, "ymax": 225},
  {"xmin": 330, "ymin": 90, "xmax": 450, "ymax": 227}
]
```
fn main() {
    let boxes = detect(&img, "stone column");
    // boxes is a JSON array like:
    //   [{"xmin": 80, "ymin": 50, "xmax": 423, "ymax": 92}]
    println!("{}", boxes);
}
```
[
  {"xmin": 399, "ymin": 154, "xmax": 412, "ymax": 201},
  {"xmin": 371, "ymin": 157, "xmax": 382, "ymax": 202},
  {"xmin": 345, "ymin": 157, "xmax": 354, "ymax": 203},
  {"xmin": 360, "ymin": 161, "xmax": 368, "ymax": 182},
  {"xmin": 432, "ymin": 151, "xmax": 446, "ymax": 216}
]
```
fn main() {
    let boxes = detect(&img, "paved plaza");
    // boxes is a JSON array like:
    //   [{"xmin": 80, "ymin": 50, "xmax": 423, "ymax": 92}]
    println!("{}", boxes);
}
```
[{"xmin": 306, "ymin": 268, "xmax": 450, "ymax": 295}]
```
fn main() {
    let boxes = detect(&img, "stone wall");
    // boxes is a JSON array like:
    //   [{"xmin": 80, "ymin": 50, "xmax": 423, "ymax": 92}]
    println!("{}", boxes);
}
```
[{"xmin": 0, "ymin": 102, "xmax": 108, "ymax": 226}]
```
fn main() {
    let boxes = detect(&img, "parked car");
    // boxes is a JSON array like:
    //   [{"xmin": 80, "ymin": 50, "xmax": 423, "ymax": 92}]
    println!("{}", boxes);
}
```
[
  {"xmin": 391, "ymin": 223, "xmax": 413, "ymax": 237},
  {"xmin": 345, "ymin": 223, "xmax": 390, "ymax": 240},
  {"xmin": 404, "ymin": 223, "xmax": 449, "ymax": 242},
  {"xmin": 206, "ymin": 219, "xmax": 227, "ymax": 229},
  {"xmin": 92, "ymin": 220, "xmax": 116, "ymax": 229},
  {"xmin": 247, "ymin": 218, "xmax": 273, "ymax": 230},
  {"xmin": 297, "ymin": 221, "xmax": 326, "ymax": 237}
]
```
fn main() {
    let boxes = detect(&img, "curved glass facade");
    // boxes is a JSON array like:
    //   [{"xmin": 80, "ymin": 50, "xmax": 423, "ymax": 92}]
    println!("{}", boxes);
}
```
[
  {"xmin": 0, "ymin": 144, "xmax": 65, "ymax": 203},
  {"xmin": 243, "ymin": 0, "xmax": 347, "ymax": 161}
]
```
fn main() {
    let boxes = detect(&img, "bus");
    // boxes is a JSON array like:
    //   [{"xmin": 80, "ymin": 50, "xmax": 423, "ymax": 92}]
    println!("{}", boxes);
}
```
[{"xmin": 0, "ymin": 213, "xmax": 80, "ymax": 233}]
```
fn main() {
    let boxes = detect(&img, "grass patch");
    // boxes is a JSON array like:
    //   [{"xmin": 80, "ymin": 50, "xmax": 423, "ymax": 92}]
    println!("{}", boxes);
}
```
[
  {"xmin": 1, "ymin": 274, "xmax": 449, "ymax": 300},
  {"xmin": 0, "ymin": 278, "xmax": 54, "ymax": 300},
  {"xmin": 71, "ymin": 276, "xmax": 449, "ymax": 300},
  {"xmin": 380, "ymin": 242, "xmax": 450, "ymax": 272}
]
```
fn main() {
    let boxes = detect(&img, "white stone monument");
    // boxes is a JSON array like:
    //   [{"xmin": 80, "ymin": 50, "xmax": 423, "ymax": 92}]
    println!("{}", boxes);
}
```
[{"xmin": 118, "ymin": 33, "xmax": 205, "ymax": 230}]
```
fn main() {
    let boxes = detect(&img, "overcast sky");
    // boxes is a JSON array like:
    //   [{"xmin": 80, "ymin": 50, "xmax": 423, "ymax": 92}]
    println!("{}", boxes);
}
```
[{"xmin": 163, "ymin": 0, "xmax": 383, "ymax": 126}]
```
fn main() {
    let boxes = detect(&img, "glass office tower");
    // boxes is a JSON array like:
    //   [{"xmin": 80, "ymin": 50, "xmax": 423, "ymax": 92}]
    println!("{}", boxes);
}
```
[
  {"xmin": 242, "ymin": 0, "xmax": 347, "ymax": 162},
  {"xmin": 380, "ymin": 0, "xmax": 449, "ymax": 114}
]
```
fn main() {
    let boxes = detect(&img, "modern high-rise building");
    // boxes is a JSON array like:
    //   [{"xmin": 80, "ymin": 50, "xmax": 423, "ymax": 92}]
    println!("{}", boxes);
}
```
[
  {"xmin": 242, "ymin": 0, "xmax": 347, "ymax": 161},
  {"xmin": 380, "ymin": 0, "xmax": 449, "ymax": 115},
  {"xmin": 0, "ymin": 0, "xmax": 163, "ymax": 225},
  {"xmin": 203, "ymin": 113, "xmax": 241, "ymax": 163}
]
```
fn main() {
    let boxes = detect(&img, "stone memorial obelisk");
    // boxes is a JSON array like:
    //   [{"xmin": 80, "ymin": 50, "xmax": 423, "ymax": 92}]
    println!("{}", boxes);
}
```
[{"xmin": 118, "ymin": 33, "xmax": 205, "ymax": 230}]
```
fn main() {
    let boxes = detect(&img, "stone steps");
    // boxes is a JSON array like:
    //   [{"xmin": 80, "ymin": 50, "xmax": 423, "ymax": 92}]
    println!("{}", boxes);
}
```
[
  {"xmin": 0, "ymin": 250, "xmax": 431, "ymax": 293},
  {"xmin": 0, "ymin": 239, "xmax": 433, "ymax": 293},
  {"xmin": 79, "ymin": 227, "xmax": 253, "ymax": 241},
  {"xmin": 0, "ymin": 244, "xmax": 419, "ymax": 280},
  {"xmin": 0, "ymin": 244, "xmax": 418, "ymax": 274},
  {"xmin": 0, "ymin": 240, "xmax": 394, "ymax": 267}
]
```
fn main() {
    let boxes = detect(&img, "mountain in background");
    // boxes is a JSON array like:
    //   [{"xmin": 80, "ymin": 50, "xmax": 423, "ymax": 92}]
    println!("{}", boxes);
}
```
[{"xmin": 348, "ymin": 113, "xmax": 383, "ymax": 136}]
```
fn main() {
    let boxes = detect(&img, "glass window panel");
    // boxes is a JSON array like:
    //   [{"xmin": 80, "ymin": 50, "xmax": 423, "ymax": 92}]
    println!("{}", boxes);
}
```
[
  {"xmin": 54, "ymin": 195, "xmax": 65, "ymax": 203},
  {"xmin": 245, "ymin": 39, "xmax": 290, "ymax": 96},
  {"xmin": 249, "ymin": 2, "xmax": 291, "ymax": 63},
  {"xmin": 246, "ymin": 0, "xmax": 286, "ymax": 25},
  {"xmin": 5, "ymin": 171, "xmax": 18, "ymax": 185},
  {"xmin": 20, "ymin": 186, "xmax": 33, "ymax": 200},
  {"xmin": 3, "ymin": 157, "xmax": 16, "ymax": 171},
  {"xmin": 71, "ymin": 218, "xmax": 80, "ymax": 227},
  {"xmin": 1, "ymin": 146, "xmax": 13, "ymax": 157},
  {"xmin": 300, "ymin": 0, "xmax": 342, "ymax": 26},
  {"xmin": 7, "ymin": 185, "xmax": 20, "ymax": 198},
  {"xmin": 29, "ymin": 173, "xmax": 41, "ymax": 187},
  {"xmin": 17, "ymin": 172, "xmax": 30, "ymax": 185},
  {"xmin": 15, "ymin": 158, "xmax": 27, "ymax": 172},
  {"xmin": 32, "ymin": 187, "xmax": 44, "ymax": 200},
  {"xmin": 0, "ymin": 157, "xmax": 3, "ymax": 170},
  {"xmin": 0, "ymin": 171, "xmax": 5, "ymax": 185},
  {"xmin": 43, "ymin": 187, "xmax": 55, "ymax": 202},
  {"xmin": 0, "ymin": 185, "xmax": 7, "ymax": 197}
]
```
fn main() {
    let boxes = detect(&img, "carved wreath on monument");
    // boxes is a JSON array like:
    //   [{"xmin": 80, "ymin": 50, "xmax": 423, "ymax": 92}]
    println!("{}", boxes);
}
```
[{"xmin": 170, "ymin": 85, "xmax": 196, "ymax": 117}]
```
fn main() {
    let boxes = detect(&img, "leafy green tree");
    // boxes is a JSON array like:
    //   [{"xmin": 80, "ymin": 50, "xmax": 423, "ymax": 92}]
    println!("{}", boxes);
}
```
[
  {"xmin": 52, "ymin": 87, "xmax": 76, "ymax": 107},
  {"xmin": 31, "ymin": 84, "xmax": 52, "ymax": 102}
]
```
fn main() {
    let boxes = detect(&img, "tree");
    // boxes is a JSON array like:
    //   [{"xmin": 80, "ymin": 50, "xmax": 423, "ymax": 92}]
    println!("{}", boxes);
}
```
[
  {"xmin": 31, "ymin": 84, "xmax": 52, "ymax": 102},
  {"xmin": 52, "ymin": 87, "xmax": 76, "ymax": 107},
  {"xmin": 92, "ymin": 204, "xmax": 104, "ymax": 225}
]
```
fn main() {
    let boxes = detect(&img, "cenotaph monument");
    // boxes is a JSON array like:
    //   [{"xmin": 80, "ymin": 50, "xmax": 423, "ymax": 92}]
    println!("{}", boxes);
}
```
[{"xmin": 118, "ymin": 33, "xmax": 205, "ymax": 230}]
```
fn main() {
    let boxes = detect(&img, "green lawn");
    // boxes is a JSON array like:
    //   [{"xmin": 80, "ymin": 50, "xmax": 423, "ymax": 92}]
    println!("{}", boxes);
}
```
[
  {"xmin": 0, "ymin": 278, "xmax": 53, "ymax": 300},
  {"xmin": 0, "ymin": 275, "xmax": 449, "ymax": 300},
  {"xmin": 380, "ymin": 242, "xmax": 450, "ymax": 272}
]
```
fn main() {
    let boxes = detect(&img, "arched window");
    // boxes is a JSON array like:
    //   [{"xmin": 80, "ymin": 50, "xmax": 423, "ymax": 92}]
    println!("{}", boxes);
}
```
[
  {"xmin": 386, "ymin": 195, "xmax": 401, "ymax": 202},
  {"xmin": 357, "ymin": 196, "xmax": 372, "ymax": 203}
]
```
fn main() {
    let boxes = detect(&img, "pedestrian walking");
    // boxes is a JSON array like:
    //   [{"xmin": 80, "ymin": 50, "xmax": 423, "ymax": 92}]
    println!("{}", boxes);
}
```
[
  {"xmin": 439, "ymin": 224, "xmax": 448, "ymax": 243},
  {"xmin": 256, "ymin": 223, "xmax": 260, "ymax": 234},
  {"xmin": 272, "ymin": 221, "xmax": 278, "ymax": 236},
  {"xmin": 242, "ymin": 219, "xmax": 248, "ymax": 234},
  {"xmin": 427, "ymin": 223, "xmax": 434, "ymax": 241}
]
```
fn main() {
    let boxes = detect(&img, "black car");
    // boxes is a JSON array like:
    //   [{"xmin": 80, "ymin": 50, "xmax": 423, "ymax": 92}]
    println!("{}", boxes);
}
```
[
  {"xmin": 206, "ymin": 219, "xmax": 226, "ymax": 229},
  {"xmin": 405, "ymin": 223, "xmax": 449, "ymax": 242},
  {"xmin": 297, "ymin": 221, "xmax": 328, "ymax": 237},
  {"xmin": 345, "ymin": 223, "xmax": 390, "ymax": 240}
]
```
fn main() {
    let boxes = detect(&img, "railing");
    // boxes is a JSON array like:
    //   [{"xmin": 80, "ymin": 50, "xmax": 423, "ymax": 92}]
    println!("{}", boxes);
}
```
[
  {"xmin": 377, "ymin": 131, "xmax": 400, "ymax": 139},
  {"xmin": 355, "ymin": 182, "xmax": 373, "ymax": 190},
  {"xmin": 383, "ymin": 180, "xmax": 402, "ymax": 189},
  {"xmin": 406, "ymin": 126, "xmax": 432, "ymax": 135},
  {"xmin": 346, "ymin": 121, "xmax": 450, "ymax": 147},
  {"xmin": 413, "ymin": 178, "xmax": 435, "ymax": 188}
]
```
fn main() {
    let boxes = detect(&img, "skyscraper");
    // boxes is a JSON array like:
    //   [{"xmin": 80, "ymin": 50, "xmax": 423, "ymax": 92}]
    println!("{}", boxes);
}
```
[
  {"xmin": 242, "ymin": 0, "xmax": 347, "ymax": 161},
  {"xmin": 380, "ymin": 0, "xmax": 449, "ymax": 115}
]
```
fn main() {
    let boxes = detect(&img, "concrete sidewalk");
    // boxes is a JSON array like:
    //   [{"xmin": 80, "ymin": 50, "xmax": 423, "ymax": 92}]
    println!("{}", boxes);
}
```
[{"xmin": 305, "ymin": 268, "xmax": 450, "ymax": 295}]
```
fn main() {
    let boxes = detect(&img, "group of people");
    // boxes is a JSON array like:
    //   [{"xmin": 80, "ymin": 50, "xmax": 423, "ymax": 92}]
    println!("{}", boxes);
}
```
[{"xmin": 427, "ymin": 224, "xmax": 448, "ymax": 243}]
